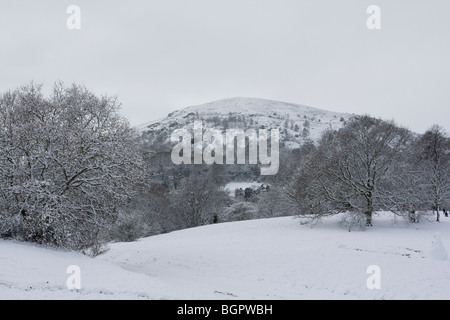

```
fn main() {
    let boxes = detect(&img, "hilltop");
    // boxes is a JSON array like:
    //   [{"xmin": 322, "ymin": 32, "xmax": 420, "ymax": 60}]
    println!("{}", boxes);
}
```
[{"xmin": 138, "ymin": 97, "xmax": 355, "ymax": 149}]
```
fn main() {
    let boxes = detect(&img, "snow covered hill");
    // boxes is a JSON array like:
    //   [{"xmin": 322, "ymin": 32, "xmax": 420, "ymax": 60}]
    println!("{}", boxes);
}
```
[
  {"xmin": 2, "ymin": 213, "xmax": 450, "ymax": 300},
  {"xmin": 138, "ymin": 97, "xmax": 355, "ymax": 148}
]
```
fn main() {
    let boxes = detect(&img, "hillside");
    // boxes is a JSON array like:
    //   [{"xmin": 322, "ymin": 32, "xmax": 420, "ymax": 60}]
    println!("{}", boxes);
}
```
[
  {"xmin": 138, "ymin": 97, "xmax": 355, "ymax": 149},
  {"xmin": 2, "ymin": 213, "xmax": 450, "ymax": 300}
]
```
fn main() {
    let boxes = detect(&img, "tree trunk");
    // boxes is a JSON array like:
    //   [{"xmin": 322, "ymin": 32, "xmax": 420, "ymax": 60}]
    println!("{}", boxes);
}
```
[
  {"xmin": 365, "ymin": 195, "xmax": 373, "ymax": 226},
  {"xmin": 365, "ymin": 211, "xmax": 373, "ymax": 227}
]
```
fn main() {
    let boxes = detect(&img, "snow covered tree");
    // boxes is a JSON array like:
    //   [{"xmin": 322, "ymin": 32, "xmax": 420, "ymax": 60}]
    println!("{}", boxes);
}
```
[
  {"xmin": 220, "ymin": 201, "xmax": 258, "ymax": 222},
  {"xmin": 282, "ymin": 130, "xmax": 340, "ymax": 220},
  {"xmin": 287, "ymin": 116, "xmax": 411, "ymax": 227},
  {"xmin": 170, "ymin": 174, "xmax": 230, "ymax": 229},
  {"xmin": 413, "ymin": 125, "xmax": 450, "ymax": 221},
  {"xmin": 0, "ymin": 82, "xmax": 143, "ymax": 250}
]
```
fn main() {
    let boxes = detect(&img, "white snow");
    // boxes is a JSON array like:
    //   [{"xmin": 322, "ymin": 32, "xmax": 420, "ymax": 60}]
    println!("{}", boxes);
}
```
[
  {"xmin": 429, "ymin": 232, "xmax": 448, "ymax": 261},
  {"xmin": 0, "ymin": 240, "xmax": 182, "ymax": 300},
  {"xmin": 2, "ymin": 212, "xmax": 450, "ymax": 300}
]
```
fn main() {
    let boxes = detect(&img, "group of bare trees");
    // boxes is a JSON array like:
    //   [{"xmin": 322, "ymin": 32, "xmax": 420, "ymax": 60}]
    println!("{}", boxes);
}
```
[
  {"xmin": 0, "ymin": 83, "xmax": 142, "ymax": 251},
  {"xmin": 278, "ymin": 116, "xmax": 450, "ymax": 228}
]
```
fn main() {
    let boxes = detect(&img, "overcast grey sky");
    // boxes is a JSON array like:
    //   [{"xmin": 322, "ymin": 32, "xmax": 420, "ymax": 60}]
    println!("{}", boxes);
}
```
[{"xmin": 1, "ymin": 0, "xmax": 449, "ymax": 133}]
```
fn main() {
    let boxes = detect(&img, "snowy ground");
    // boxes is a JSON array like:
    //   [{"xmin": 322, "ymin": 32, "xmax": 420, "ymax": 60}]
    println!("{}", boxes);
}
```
[{"xmin": 1, "ymin": 212, "xmax": 450, "ymax": 300}]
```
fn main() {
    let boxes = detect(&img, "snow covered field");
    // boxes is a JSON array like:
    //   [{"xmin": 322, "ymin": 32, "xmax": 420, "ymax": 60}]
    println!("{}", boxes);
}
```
[{"xmin": 1, "ymin": 213, "xmax": 450, "ymax": 300}]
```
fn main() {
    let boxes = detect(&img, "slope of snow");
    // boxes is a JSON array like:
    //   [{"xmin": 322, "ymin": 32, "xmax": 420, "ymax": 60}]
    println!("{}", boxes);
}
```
[
  {"xmin": 2, "ymin": 213, "xmax": 450, "ymax": 300},
  {"xmin": 0, "ymin": 240, "xmax": 185, "ymax": 300}
]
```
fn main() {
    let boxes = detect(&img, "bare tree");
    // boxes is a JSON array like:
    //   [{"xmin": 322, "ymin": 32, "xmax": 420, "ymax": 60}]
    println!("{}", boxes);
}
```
[
  {"xmin": 221, "ymin": 201, "xmax": 258, "ymax": 222},
  {"xmin": 413, "ymin": 125, "xmax": 450, "ymax": 221},
  {"xmin": 285, "ymin": 116, "xmax": 411, "ymax": 227},
  {"xmin": 170, "ymin": 174, "xmax": 229, "ymax": 229}
]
